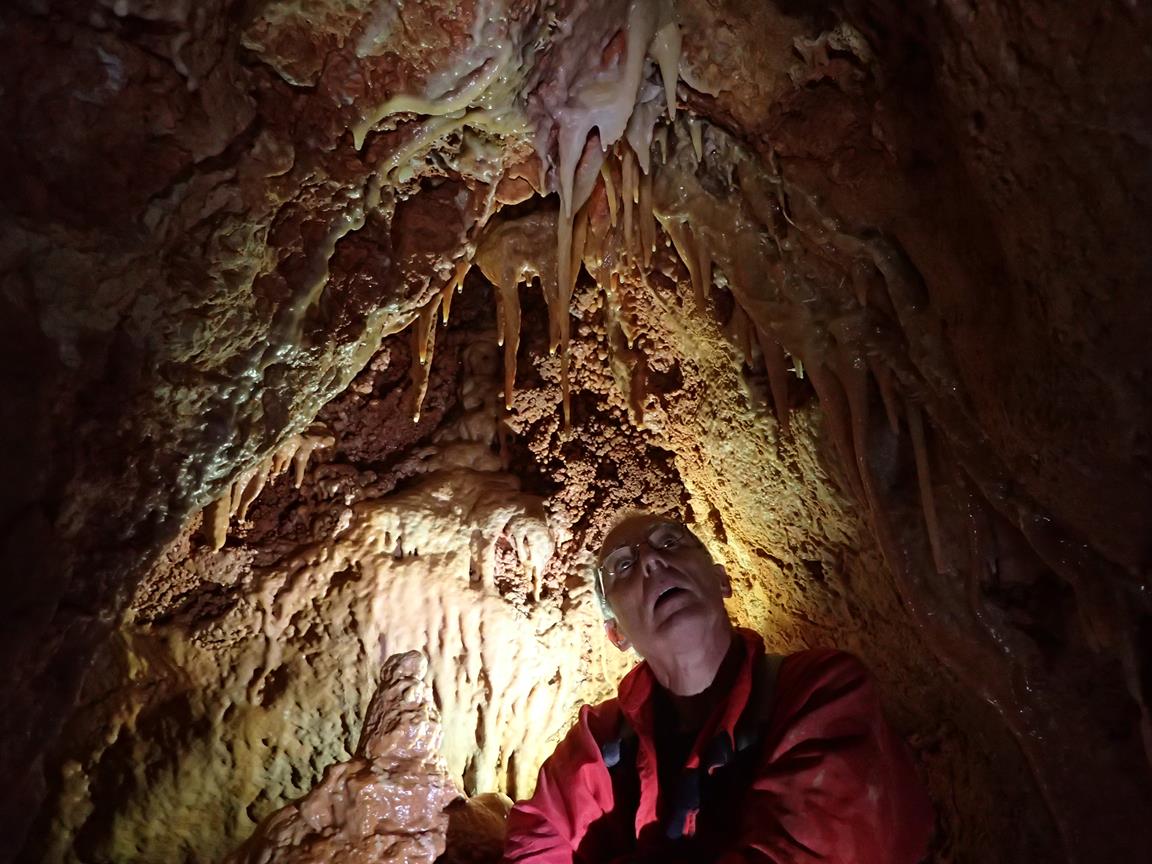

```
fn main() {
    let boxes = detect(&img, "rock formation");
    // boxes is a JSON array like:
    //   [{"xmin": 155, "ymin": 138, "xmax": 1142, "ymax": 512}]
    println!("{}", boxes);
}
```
[
  {"xmin": 225, "ymin": 650, "xmax": 457, "ymax": 864},
  {"xmin": 1, "ymin": 0, "xmax": 1149, "ymax": 862}
]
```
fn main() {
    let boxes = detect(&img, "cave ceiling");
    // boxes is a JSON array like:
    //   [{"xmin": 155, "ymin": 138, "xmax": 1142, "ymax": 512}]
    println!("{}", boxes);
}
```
[{"xmin": 1, "ymin": 0, "xmax": 1150, "ymax": 862}]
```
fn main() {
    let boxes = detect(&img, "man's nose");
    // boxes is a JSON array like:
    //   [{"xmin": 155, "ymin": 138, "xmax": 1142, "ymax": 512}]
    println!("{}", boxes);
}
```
[{"xmin": 637, "ymin": 544, "xmax": 670, "ymax": 578}]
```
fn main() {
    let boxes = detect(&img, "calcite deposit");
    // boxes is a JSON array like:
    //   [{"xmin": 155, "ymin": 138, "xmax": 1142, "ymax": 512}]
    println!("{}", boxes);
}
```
[
  {"xmin": 225, "ymin": 651, "xmax": 458, "ymax": 864},
  {"xmin": 1, "ymin": 1, "xmax": 1150, "ymax": 863}
]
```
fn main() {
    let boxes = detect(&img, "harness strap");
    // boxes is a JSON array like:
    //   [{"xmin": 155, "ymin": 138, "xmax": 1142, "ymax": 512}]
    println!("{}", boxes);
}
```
[{"xmin": 600, "ymin": 651, "xmax": 786, "ymax": 840}]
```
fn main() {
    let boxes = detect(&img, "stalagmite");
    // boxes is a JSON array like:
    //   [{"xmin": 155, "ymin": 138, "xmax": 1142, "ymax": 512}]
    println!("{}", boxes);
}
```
[
  {"xmin": 755, "ymin": 327, "xmax": 791, "ymax": 433},
  {"xmin": 600, "ymin": 162, "xmax": 618, "ymax": 227},
  {"xmin": 411, "ymin": 295, "xmax": 442, "ymax": 422},
  {"xmin": 907, "ymin": 402, "xmax": 949, "ymax": 575}
]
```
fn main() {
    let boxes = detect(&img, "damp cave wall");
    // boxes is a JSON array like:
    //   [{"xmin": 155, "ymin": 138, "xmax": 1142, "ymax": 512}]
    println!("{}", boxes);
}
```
[{"xmin": 1, "ymin": 0, "xmax": 1151, "ymax": 862}]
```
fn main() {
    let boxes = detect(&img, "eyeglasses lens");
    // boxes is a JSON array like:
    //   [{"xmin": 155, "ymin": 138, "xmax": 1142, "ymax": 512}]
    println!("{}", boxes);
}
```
[{"xmin": 600, "ymin": 522, "xmax": 687, "ymax": 585}]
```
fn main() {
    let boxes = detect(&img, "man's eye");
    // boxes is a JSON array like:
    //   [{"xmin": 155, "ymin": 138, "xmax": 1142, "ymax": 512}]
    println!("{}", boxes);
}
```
[{"xmin": 614, "ymin": 559, "xmax": 633, "ymax": 577}]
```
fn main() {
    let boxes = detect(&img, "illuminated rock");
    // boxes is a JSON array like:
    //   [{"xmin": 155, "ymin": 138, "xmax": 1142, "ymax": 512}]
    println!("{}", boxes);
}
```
[{"xmin": 225, "ymin": 651, "xmax": 457, "ymax": 864}]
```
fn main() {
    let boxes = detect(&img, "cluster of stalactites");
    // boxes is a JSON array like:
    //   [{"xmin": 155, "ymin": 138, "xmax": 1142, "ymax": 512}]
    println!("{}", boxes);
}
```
[
  {"xmin": 548, "ymin": 0, "xmax": 681, "ymax": 428},
  {"xmin": 380, "ymin": 0, "xmax": 947, "ymax": 575},
  {"xmin": 202, "ymin": 423, "xmax": 335, "ymax": 551},
  {"xmin": 400, "ymin": 0, "xmax": 683, "ymax": 429}
]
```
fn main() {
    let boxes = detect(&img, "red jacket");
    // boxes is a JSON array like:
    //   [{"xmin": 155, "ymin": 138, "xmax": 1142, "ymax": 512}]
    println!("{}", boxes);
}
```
[{"xmin": 502, "ymin": 630, "xmax": 933, "ymax": 864}]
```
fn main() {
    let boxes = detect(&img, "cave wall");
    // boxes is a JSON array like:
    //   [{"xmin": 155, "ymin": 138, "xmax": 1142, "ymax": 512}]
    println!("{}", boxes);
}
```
[{"xmin": 1, "ymin": 0, "xmax": 1150, "ymax": 862}]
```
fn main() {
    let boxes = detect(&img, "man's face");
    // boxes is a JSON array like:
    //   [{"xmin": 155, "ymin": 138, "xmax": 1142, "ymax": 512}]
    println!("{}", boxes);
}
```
[{"xmin": 597, "ymin": 515, "xmax": 732, "ymax": 660}]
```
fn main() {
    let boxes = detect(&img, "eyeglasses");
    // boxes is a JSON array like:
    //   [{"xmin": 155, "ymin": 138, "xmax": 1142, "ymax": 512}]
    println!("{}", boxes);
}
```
[{"xmin": 596, "ymin": 521, "xmax": 697, "ymax": 594}]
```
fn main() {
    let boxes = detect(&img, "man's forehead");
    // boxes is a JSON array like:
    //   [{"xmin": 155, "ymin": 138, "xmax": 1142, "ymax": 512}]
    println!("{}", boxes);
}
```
[{"xmin": 598, "ymin": 514, "xmax": 680, "ymax": 558}]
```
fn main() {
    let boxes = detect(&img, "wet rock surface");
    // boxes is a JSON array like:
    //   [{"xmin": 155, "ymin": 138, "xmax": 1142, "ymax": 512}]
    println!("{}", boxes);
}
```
[
  {"xmin": 1, "ymin": 0, "xmax": 1150, "ymax": 862},
  {"xmin": 225, "ymin": 651, "xmax": 458, "ymax": 864}
]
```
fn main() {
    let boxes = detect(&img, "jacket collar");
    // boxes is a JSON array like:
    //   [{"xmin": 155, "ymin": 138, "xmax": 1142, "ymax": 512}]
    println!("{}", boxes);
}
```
[{"xmin": 615, "ymin": 627, "xmax": 764, "ymax": 766}]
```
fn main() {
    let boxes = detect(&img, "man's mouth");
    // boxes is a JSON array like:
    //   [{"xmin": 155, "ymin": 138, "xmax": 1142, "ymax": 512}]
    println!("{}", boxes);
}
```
[{"xmin": 652, "ymin": 585, "xmax": 689, "ymax": 614}]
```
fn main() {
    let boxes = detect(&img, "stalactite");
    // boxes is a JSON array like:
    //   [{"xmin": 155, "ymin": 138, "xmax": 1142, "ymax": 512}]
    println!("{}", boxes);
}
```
[
  {"xmin": 559, "ymin": 206, "xmax": 590, "ymax": 430},
  {"xmin": 754, "ymin": 327, "xmax": 791, "ymax": 433},
  {"xmin": 555, "ymin": 211, "xmax": 574, "ymax": 347},
  {"xmin": 411, "ymin": 295, "xmax": 442, "ymax": 422},
  {"xmin": 696, "ymin": 231, "xmax": 712, "ymax": 305},
  {"xmin": 654, "ymin": 126, "xmax": 668, "ymax": 164},
  {"xmin": 233, "ymin": 460, "xmax": 272, "ymax": 523},
  {"xmin": 659, "ymin": 216, "xmax": 703, "ymax": 304},
  {"xmin": 851, "ymin": 260, "xmax": 870, "ymax": 307},
  {"xmin": 625, "ymin": 86, "xmax": 665, "ymax": 176},
  {"xmin": 203, "ymin": 424, "xmax": 334, "ymax": 551},
  {"xmin": 907, "ymin": 401, "xmax": 949, "ymax": 575},
  {"xmin": 493, "ymin": 279, "xmax": 521, "ymax": 411},
  {"xmin": 869, "ymin": 356, "xmax": 901, "ymax": 433},
  {"xmin": 289, "ymin": 428, "xmax": 334, "ymax": 488},
  {"xmin": 689, "ymin": 116, "xmax": 704, "ymax": 162},
  {"xmin": 600, "ymin": 161, "xmax": 618, "ymax": 227},
  {"xmin": 839, "ymin": 348, "xmax": 883, "ymax": 523},
  {"xmin": 552, "ymin": 1, "xmax": 664, "ymax": 221},
  {"xmin": 571, "ymin": 207, "xmax": 589, "ymax": 303},
  {"xmin": 649, "ymin": 18, "xmax": 681, "ymax": 120},
  {"xmin": 638, "ymin": 168, "xmax": 655, "ymax": 268},
  {"xmin": 728, "ymin": 303, "xmax": 755, "ymax": 365},
  {"xmin": 622, "ymin": 147, "xmax": 637, "ymax": 259},
  {"xmin": 807, "ymin": 360, "xmax": 865, "ymax": 502},
  {"xmin": 441, "ymin": 260, "xmax": 470, "ymax": 325}
]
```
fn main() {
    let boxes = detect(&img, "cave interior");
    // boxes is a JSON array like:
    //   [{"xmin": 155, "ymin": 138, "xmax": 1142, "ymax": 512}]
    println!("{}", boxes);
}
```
[{"xmin": 1, "ymin": 0, "xmax": 1151, "ymax": 862}]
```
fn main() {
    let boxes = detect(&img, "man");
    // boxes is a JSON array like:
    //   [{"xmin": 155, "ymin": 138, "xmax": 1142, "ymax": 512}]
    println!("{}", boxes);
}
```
[{"xmin": 501, "ymin": 513, "xmax": 933, "ymax": 864}]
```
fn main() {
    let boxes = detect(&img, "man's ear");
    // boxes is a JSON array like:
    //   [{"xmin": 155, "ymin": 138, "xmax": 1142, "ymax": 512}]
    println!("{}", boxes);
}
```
[
  {"xmin": 604, "ymin": 619, "xmax": 631, "ymax": 652},
  {"xmin": 716, "ymin": 563, "xmax": 732, "ymax": 598}
]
